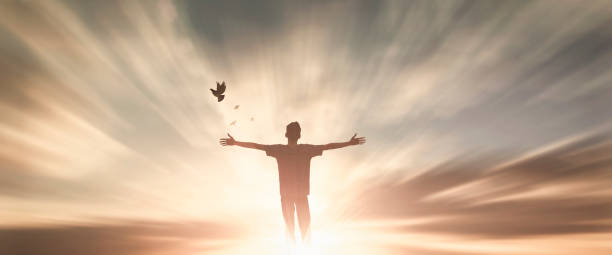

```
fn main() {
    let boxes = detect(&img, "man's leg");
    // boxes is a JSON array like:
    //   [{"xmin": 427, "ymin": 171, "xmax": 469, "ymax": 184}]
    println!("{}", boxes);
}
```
[
  {"xmin": 295, "ymin": 196, "xmax": 311, "ymax": 244},
  {"xmin": 280, "ymin": 196, "xmax": 296, "ymax": 244}
]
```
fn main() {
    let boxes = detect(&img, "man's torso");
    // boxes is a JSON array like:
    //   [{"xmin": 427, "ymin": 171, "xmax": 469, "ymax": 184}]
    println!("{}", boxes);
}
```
[{"xmin": 265, "ymin": 144, "xmax": 323, "ymax": 196}]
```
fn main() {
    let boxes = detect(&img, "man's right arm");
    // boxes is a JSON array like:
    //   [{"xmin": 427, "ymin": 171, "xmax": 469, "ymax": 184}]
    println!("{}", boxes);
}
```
[
  {"xmin": 318, "ymin": 133, "xmax": 366, "ymax": 151},
  {"xmin": 220, "ymin": 133, "xmax": 268, "ymax": 151}
]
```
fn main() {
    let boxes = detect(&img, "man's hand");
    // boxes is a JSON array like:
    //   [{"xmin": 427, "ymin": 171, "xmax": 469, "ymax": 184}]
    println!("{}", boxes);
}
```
[
  {"xmin": 220, "ymin": 133, "xmax": 236, "ymax": 146},
  {"xmin": 348, "ymin": 133, "xmax": 366, "ymax": 145}
]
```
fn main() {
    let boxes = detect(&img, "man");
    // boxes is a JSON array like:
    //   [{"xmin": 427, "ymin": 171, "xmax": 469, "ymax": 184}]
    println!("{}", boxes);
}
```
[{"xmin": 219, "ymin": 121, "xmax": 365, "ymax": 244}]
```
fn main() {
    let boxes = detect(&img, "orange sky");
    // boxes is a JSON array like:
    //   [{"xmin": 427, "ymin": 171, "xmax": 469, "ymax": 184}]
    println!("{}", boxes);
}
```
[{"xmin": 1, "ymin": 0, "xmax": 612, "ymax": 254}]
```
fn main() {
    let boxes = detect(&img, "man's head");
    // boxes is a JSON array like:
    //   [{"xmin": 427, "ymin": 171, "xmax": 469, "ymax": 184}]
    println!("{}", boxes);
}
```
[{"xmin": 285, "ymin": 121, "xmax": 301, "ymax": 141}]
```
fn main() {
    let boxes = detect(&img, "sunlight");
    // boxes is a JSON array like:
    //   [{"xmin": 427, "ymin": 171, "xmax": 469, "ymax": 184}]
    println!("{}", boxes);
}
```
[
  {"xmin": 208, "ymin": 222, "xmax": 377, "ymax": 255},
  {"xmin": 3, "ymin": 1, "xmax": 612, "ymax": 255}
]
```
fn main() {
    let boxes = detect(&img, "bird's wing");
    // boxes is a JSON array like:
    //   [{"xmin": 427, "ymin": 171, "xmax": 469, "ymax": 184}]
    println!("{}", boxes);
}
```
[
  {"xmin": 210, "ymin": 88, "xmax": 217, "ymax": 95},
  {"xmin": 217, "ymin": 82, "xmax": 226, "ymax": 94},
  {"xmin": 217, "ymin": 94, "xmax": 225, "ymax": 102}
]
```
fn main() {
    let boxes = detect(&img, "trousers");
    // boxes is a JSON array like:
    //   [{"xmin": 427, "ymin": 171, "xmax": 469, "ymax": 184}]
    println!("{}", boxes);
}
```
[{"xmin": 280, "ymin": 195, "xmax": 311, "ymax": 243}]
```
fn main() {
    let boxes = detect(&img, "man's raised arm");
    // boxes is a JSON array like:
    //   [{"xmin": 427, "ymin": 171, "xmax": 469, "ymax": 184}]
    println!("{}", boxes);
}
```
[
  {"xmin": 219, "ymin": 133, "xmax": 268, "ymax": 150},
  {"xmin": 319, "ymin": 133, "xmax": 366, "ymax": 151}
]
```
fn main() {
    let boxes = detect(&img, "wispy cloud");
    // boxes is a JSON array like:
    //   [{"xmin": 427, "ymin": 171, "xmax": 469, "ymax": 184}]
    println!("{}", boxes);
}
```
[{"xmin": 1, "ymin": 0, "xmax": 612, "ymax": 254}]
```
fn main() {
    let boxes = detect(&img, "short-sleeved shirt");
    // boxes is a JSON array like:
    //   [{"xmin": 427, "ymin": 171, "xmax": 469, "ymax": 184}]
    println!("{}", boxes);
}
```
[{"xmin": 265, "ymin": 144, "xmax": 323, "ymax": 197}]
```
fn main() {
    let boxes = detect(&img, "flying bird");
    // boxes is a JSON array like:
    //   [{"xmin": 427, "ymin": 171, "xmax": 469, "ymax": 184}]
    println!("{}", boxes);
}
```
[
  {"xmin": 210, "ymin": 81, "xmax": 226, "ymax": 102},
  {"xmin": 234, "ymin": 105, "xmax": 240, "ymax": 110},
  {"xmin": 230, "ymin": 120, "xmax": 236, "ymax": 126}
]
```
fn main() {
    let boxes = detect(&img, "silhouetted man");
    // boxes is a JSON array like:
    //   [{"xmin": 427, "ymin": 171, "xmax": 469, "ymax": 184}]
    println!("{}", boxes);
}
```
[{"xmin": 220, "ymin": 121, "xmax": 365, "ymax": 245}]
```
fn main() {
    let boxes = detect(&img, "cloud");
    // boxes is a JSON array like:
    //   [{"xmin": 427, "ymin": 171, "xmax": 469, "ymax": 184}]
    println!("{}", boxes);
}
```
[
  {"xmin": 1, "ymin": 1, "xmax": 612, "ymax": 253},
  {"xmin": 0, "ymin": 220, "xmax": 244, "ymax": 255},
  {"xmin": 345, "ymin": 132, "xmax": 612, "ymax": 238}
]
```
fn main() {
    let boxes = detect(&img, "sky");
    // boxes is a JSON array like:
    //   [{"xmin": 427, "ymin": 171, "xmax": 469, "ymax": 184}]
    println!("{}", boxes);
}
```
[{"xmin": 1, "ymin": 0, "xmax": 612, "ymax": 254}]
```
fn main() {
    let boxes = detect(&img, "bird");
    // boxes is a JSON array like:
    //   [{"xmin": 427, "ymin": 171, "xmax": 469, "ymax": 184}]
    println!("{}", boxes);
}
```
[
  {"xmin": 210, "ymin": 81, "xmax": 226, "ymax": 102},
  {"xmin": 234, "ymin": 105, "xmax": 240, "ymax": 110},
  {"xmin": 230, "ymin": 120, "xmax": 236, "ymax": 125}
]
